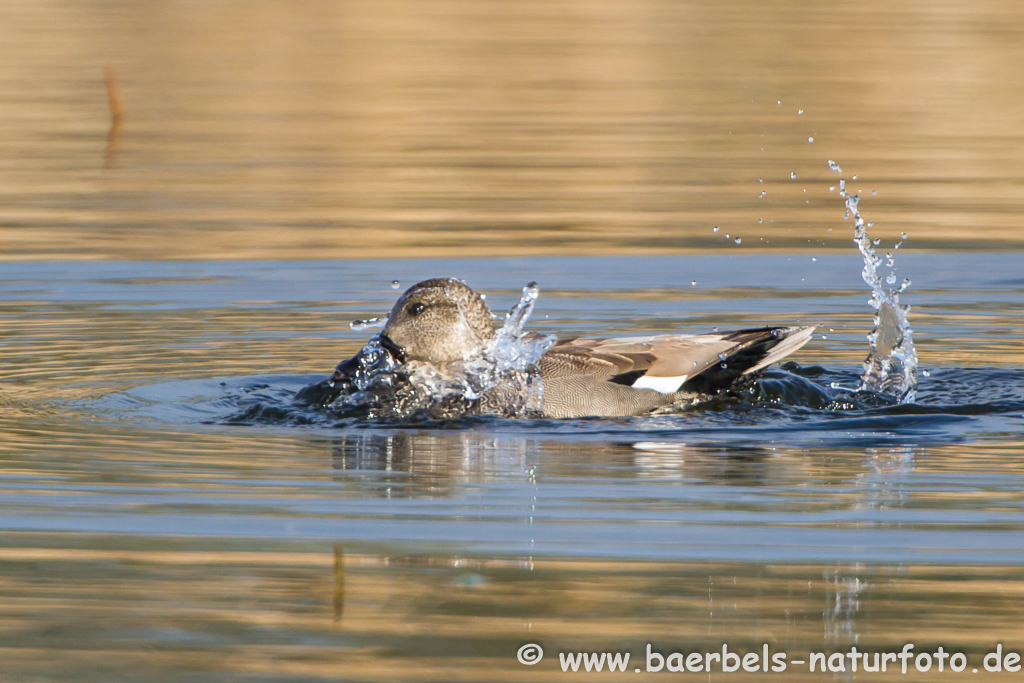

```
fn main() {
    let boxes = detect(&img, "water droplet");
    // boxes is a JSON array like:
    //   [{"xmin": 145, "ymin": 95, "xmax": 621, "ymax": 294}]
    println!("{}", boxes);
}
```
[
  {"xmin": 886, "ymin": 272, "xmax": 897, "ymax": 285},
  {"xmin": 872, "ymin": 190, "xmax": 877, "ymax": 196},
  {"xmin": 390, "ymin": 280, "xmax": 400, "ymax": 290},
  {"xmin": 693, "ymin": 361, "xmax": 698, "ymax": 367},
  {"xmin": 829, "ymin": 185, "xmax": 836, "ymax": 192},
  {"xmin": 691, "ymin": 280, "xmax": 696, "ymax": 286},
  {"xmin": 798, "ymin": 109, "xmax": 804, "ymax": 115},
  {"xmin": 720, "ymin": 363, "xmax": 728, "ymax": 369},
  {"xmin": 922, "ymin": 369, "xmax": 931, "ymax": 378},
  {"xmin": 725, "ymin": 233, "xmax": 730, "ymax": 239},
  {"xmin": 790, "ymin": 172, "xmax": 796, "ymax": 179},
  {"xmin": 777, "ymin": 100, "xmax": 781, "ymax": 105},
  {"xmin": 811, "ymin": 257, "xmax": 817, "ymax": 262},
  {"xmin": 843, "ymin": 212, "xmax": 850, "ymax": 220},
  {"xmin": 867, "ymin": 221, "xmax": 874, "ymax": 227},
  {"xmin": 713, "ymin": 226, "xmax": 719, "ymax": 232},
  {"xmin": 808, "ymin": 136, "xmax": 814, "ymax": 143},
  {"xmin": 821, "ymin": 335, "xmax": 828, "ymax": 340},
  {"xmin": 350, "ymin": 316, "xmax": 386, "ymax": 331},
  {"xmin": 713, "ymin": 327, "xmax": 719, "ymax": 332},
  {"xmin": 901, "ymin": 232, "xmax": 907, "ymax": 240},
  {"xmin": 872, "ymin": 238, "xmax": 881, "ymax": 245},
  {"xmin": 852, "ymin": 175, "xmax": 858, "ymax": 180},
  {"xmin": 828, "ymin": 160, "xmax": 842, "ymax": 172},
  {"xmin": 759, "ymin": 177, "xmax": 763, "ymax": 184},
  {"xmin": 734, "ymin": 237, "xmax": 742, "ymax": 244},
  {"xmin": 758, "ymin": 218, "xmax": 763, "ymax": 224}
]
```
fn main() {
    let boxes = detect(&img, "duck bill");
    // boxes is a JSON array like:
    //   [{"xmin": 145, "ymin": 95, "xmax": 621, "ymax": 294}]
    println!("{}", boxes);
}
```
[
  {"xmin": 377, "ymin": 332, "xmax": 406, "ymax": 363},
  {"xmin": 330, "ymin": 332, "xmax": 406, "ymax": 384}
]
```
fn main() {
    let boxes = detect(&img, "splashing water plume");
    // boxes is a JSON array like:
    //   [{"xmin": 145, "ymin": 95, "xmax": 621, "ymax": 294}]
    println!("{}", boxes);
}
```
[
  {"xmin": 829, "ymin": 160, "xmax": 918, "ymax": 402},
  {"xmin": 349, "ymin": 316, "xmax": 386, "ymax": 332},
  {"xmin": 457, "ymin": 281, "xmax": 555, "ymax": 399}
]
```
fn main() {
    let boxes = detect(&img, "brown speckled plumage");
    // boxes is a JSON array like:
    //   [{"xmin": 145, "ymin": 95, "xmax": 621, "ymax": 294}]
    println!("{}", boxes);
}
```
[{"xmin": 382, "ymin": 278, "xmax": 494, "ymax": 363}]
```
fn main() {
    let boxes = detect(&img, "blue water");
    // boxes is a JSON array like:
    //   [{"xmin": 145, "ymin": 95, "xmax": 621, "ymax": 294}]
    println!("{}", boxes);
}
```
[{"xmin": 3, "ymin": 253, "xmax": 1024, "ymax": 681}]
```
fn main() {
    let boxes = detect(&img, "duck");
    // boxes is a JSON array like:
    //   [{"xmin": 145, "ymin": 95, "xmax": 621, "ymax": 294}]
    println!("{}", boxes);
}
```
[{"xmin": 295, "ymin": 278, "xmax": 814, "ymax": 419}]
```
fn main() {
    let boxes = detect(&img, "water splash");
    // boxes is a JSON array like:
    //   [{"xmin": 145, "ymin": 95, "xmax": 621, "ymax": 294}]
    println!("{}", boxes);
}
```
[
  {"xmin": 830, "ymin": 160, "xmax": 918, "ymax": 402},
  {"xmin": 339, "ymin": 336, "xmax": 399, "ymax": 391},
  {"xmin": 350, "ymin": 316, "xmax": 387, "ymax": 331},
  {"xmin": 501, "ymin": 282, "xmax": 539, "ymax": 336},
  {"xmin": 332, "ymin": 282, "xmax": 555, "ymax": 419},
  {"xmin": 475, "ymin": 282, "xmax": 555, "ymax": 382}
]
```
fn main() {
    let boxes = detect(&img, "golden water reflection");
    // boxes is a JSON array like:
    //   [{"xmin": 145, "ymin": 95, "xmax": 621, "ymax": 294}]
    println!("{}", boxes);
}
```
[
  {"xmin": 1, "ymin": 540, "xmax": 1022, "ymax": 681},
  {"xmin": 2, "ymin": 0, "xmax": 1024, "ymax": 260}
]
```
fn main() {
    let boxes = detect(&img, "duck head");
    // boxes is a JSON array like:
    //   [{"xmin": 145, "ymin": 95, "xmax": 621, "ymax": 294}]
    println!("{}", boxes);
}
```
[
  {"xmin": 379, "ymin": 278, "xmax": 495, "ymax": 363},
  {"xmin": 300, "ymin": 278, "xmax": 496, "ymax": 401}
]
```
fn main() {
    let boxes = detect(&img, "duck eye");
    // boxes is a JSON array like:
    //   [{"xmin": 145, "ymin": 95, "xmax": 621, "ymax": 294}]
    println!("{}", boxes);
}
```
[{"xmin": 407, "ymin": 302, "xmax": 426, "ymax": 317}]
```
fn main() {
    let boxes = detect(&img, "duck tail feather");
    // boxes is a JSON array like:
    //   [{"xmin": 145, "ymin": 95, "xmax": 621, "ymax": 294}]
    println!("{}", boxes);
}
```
[
  {"xmin": 742, "ymin": 325, "xmax": 816, "ymax": 376},
  {"xmin": 680, "ymin": 325, "xmax": 814, "ymax": 395}
]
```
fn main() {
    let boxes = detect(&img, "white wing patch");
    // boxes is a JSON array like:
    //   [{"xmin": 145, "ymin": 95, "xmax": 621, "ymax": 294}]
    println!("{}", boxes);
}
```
[{"xmin": 632, "ymin": 374, "xmax": 688, "ymax": 394}]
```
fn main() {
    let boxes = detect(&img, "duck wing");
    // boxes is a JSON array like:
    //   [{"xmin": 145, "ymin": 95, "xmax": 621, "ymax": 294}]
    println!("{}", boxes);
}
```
[{"xmin": 540, "ymin": 326, "xmax": 814, "ymax": 395}]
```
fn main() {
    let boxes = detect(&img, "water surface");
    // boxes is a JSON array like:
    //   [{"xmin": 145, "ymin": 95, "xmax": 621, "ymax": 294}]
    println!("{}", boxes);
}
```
[
  {"xmin": 3, "ymin": 254, "xmax": 1024, "ymax": 680},
  {"xmin": 4, "ymin": 0, "xmax": 1024, "ymax": 677}
]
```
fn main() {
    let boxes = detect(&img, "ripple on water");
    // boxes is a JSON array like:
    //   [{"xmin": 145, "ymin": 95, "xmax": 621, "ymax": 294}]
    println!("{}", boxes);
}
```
[
  {"xmin": 3, "ymin": 256, "xmax": 1024, "ymax": 683},
  {"xmin": 84, "ymin": 363, "xmax": 1024, "ymax": 452}
]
